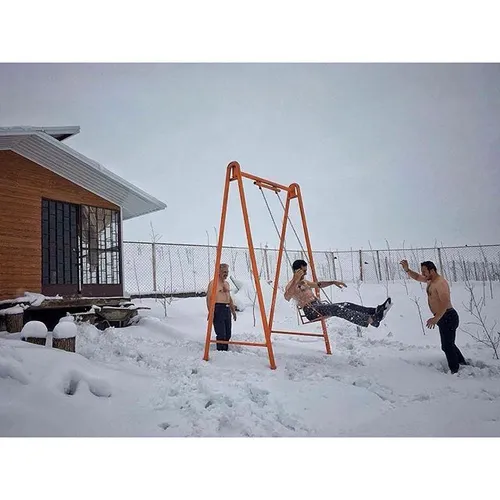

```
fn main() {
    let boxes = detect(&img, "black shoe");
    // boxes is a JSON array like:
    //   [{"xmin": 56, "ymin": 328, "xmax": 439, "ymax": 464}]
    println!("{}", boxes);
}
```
[
  {"xmin": 375, "ymin": 298, "xmax": 388, "ymax": 313},
  {"xmin": 374, "ymin": 298, "xmax": 392, "ymax": 325},
  {"xmin": 380, "ymin": 298, "xmax": 392, "ymax": 319}
]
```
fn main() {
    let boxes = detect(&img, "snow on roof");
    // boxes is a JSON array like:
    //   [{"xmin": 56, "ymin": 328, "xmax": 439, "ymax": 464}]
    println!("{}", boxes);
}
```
[
  {"xmin": 0, "ymin": 126, "xmax": 167, "ymax": 220},
  {"xmin": 0, "ymin": 126, "xmax": 80, "ymax": 141}
]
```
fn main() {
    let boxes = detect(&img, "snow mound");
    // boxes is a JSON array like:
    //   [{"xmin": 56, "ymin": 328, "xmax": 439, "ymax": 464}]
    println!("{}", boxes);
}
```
[
  {"xmin": 53, "ymin": 322, "xmax": 77, "ymax": 339},
  {"xmin": 21, "ymin": 321, "xmax": 48, "ymax": 338}
]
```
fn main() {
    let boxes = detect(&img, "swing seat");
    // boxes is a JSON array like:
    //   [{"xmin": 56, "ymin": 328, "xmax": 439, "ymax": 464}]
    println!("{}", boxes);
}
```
[{"xmin": 297, "ymin": 305, "xmax": 327, "ymax": 325}]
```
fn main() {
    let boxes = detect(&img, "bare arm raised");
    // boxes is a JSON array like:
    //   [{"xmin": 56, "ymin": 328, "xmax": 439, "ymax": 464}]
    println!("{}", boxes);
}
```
[
  {"xmin": 284, "ymin": 269, "xmax": 305, "ymax": 302},
  {"xmin": 400, "ymin": 259, "xmax": 427, "ymax": 283}
]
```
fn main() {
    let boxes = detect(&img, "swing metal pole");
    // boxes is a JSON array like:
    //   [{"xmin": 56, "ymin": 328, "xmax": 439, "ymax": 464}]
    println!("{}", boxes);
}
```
[
  {"xmin": 268, "ymin": 185, "xmax": 293, "ymax": 332},
  {"xmin": 240, "ymin": 171, "xmax": 289, "ymax": 192},
  {"xmin": 293, "ymin": 183, "xmax": 332, "ymax": 355},
  {"xmin": 236, "ymin": 165, "xmax": 277, "ymax": 370}
]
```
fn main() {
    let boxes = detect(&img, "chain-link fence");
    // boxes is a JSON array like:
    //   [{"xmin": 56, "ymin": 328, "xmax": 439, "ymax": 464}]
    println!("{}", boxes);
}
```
[{"xmin": 123, "ymin": 242, "xmax": 500, "ymax": 296}]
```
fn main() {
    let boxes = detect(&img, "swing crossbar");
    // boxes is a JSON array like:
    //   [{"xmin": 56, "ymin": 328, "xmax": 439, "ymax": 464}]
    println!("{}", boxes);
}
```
[
  {"xmin": 238, "ymin": 171, "xmax": 290, "ymax": 192},
  {"xmin": 210, "ymin": 340, "xmax": 268, "ymax": 347},
  {"xmin": 271, "ymin": 330, "xmax": 325, "ymax": 338},
  {"xmin": 253, "ymin": 180, "xmax": 281, "ymax": 193}
]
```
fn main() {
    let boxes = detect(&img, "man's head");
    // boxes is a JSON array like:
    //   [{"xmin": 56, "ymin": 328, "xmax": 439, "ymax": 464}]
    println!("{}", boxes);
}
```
[
  {"xmin": 219, "ymin": 263, "xmax": 229, "ymax": 280},
  {"xmin": 420, "ymin": 260, "xmax": 438, "ymax": 280},
  {"xmin": 292, "ymin": 259, "xmax": 308, "ymax": 276}
]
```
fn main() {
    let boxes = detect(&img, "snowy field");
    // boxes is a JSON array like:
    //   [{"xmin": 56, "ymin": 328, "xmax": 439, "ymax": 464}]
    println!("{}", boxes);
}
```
[{"xmin": 1, "ymin": 279, "xmax": 500, "ymax": 438}]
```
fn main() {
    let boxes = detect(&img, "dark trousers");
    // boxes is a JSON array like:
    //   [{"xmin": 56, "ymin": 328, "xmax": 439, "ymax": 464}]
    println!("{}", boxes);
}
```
[
  {"xmin": 437, "ymin": 308, "xmax": 466, "ymax": 373},
  {"xmin": 213, "ymin": 303, "xmax": 232, "ymax": 351},
  {"xmin": 303, "ymin": 301, "xmax": 376, "ymax": 327}
]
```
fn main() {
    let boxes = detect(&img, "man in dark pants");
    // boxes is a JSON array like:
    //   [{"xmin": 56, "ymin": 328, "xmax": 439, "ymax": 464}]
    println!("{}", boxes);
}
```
[
  {"xmin": 401, "ymin": 259, "xmax": 467, "ymax": 374},
  {"xmin": 284, "ymin": 260, "xmax": 392, "ymax": 328},
  {"xmin": 206, "ymin": 263, "xmax": 237, "ymax": 351}
]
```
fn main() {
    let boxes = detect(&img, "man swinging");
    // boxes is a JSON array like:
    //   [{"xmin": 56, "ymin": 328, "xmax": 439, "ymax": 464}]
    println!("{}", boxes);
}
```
[{"xmin": 284, "ymin": 259, "xmax": 392, "ymax": 328}]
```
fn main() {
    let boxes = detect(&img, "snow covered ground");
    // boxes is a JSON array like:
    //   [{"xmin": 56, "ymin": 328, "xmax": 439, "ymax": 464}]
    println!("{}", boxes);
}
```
[{"xmin": 1, "ymin": 279, "xmax": 500, "ymax": 437}]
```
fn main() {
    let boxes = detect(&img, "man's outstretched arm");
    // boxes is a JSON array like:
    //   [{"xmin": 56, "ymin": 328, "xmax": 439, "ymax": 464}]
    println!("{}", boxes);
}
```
[{"xmin": 307, "ymin": 280, "xmax": 347, "ymax": 289}]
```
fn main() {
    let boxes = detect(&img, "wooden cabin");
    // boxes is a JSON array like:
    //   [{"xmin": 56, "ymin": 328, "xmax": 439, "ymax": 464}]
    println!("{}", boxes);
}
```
[{"xmin": 0, "ymin": 126, "xmax": 166, "ymax": 330}]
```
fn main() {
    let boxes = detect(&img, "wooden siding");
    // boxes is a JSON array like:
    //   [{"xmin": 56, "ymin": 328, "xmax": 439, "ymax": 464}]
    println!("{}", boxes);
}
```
[{"xmin": 0, "ymin": 150, "xmax": 120, "ymax": 300}]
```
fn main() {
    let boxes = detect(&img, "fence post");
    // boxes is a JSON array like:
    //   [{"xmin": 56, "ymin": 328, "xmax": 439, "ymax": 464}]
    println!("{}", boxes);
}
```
[
  {"xmin": 376, "ymin": 250, "xmax": 382, "ymax": 282},
  {"xmin": 359, "ymin": 250, "xmax": 364, "ymax": 281},
  {"xmin": 452, "ymin": 260, "xmax": 457, "ymax": 282},
  {"xmin": 152, "ymin": 242, "xmax": 157, "ymax": 292}
]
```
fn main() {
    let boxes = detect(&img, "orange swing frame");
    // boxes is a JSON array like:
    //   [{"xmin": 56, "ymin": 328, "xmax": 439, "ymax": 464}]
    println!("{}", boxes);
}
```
[{"xmin": 203, "ymin": 161, "xmax": 332, "ymax": 370}]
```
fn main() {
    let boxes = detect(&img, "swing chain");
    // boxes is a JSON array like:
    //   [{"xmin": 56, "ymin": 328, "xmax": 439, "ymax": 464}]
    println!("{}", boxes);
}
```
[{"xmin": 258, "ymin": 184, "xmax": 333, "ymax": 307}]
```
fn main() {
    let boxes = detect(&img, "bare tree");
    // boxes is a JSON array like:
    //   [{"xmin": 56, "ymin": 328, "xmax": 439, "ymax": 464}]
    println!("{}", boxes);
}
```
[
  {"xmin": 479, "ymin": 244, "xmax": 494, "ymax": 301},
  {"xmin": 460, "ymin": 270, "xmax": 499, "ymax": 359},
  {"xmin": 411, "ymin": 296, "xmax": 426, "ymax": 336},
  {"xmin": 381, "ymin": 239, "xmax": 392, "ymax": 298},
  {"xmin": 250, "ymin": 249, "xmax": 268, "ymax": 327},
  {"xmin": 410, "ymin": 246, "xmax": 425, "ymax": 292},
  {"xmin": 354, "ymin": 279, "xmax": 364, "ymax": 306},
  {"xmin": 401, "ymin": 240, "xmax": 410, "ymax": 296},
  {"xmin": 158, "ymin": 276, "xmax": 174, "ymax": 317},
  {"xmin": 336, "ymin": 248, "xmax": 344, "ymax": 282},
  {"xmin": 368, "ymin": 240, "xmax": 380, "ymax": 283},
  {"xmin": 149, "ymin": 222, "xmax": 162, "ymax": 294}
]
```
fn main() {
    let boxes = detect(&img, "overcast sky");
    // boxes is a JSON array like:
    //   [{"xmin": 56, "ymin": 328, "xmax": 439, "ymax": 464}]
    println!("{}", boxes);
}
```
[{"xmin": 1, "ymin": 63, "xmax": 499, "ymax": 251}]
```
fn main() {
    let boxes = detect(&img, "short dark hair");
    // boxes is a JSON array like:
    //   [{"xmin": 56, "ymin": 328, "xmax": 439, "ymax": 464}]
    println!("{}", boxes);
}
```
[
  {"xmin": 421, "ymin": 261, "xmax": 437, "ymax": 272},
  {"xmin": 292, "ymin": 259, "xmax": 308, "ymax": 271}
]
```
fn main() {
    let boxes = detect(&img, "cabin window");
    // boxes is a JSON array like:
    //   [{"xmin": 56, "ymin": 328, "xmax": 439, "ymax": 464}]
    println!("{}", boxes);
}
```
[
  {"xmin": 80, "ymin": 205, "xmax": 121, "ymax": 285},
  {"xmin": 41, "ymin": 199, "xmax": 79, "ymax": 286}
]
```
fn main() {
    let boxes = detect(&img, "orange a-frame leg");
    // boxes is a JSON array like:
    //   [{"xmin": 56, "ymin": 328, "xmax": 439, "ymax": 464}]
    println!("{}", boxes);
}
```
[
  {"xmin": 203, "ymin": 162, "xmax": 331, "ymax": 371},
  {"xmin": 203, "ymin": 162, "xmax": 277, "ymax": 370}
]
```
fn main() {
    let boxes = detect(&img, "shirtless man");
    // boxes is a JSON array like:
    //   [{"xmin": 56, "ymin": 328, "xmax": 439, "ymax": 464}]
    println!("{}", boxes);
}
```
[
  {"xmin": 207, "ymin": 263, "xmax": 237, "ymax": 351},
  {"xmin": 284, "ymin": 259, "xmax": 392, "ymax": 328},
  {"xmin": 400, "ymin": 259, "xmax": 467, "ymax": 373}
]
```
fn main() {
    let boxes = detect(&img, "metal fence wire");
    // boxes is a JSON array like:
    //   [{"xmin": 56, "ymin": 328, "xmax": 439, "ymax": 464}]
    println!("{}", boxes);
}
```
[{"xmin": 123, "ymin": 242, "xmax": 500, "ymax": 296}]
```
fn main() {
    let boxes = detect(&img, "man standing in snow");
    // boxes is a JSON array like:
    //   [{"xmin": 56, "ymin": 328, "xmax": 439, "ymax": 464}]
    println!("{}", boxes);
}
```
[
  {"xmin": 284, "ymin": 259, "xmax": 392, "ymax": 328},
  {"xmin": 400, "ymin": 259, "xmax": 467, "ymax": 374},
  {"xmin": 206, "ymin": 263, "xmax": 237, "ymax": 351}
]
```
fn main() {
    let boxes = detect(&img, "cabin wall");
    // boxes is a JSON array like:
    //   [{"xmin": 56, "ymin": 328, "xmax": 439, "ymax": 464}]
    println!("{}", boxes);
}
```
[{"xmin": 0, "ymin": 150, "xmax": 120, "ymax": 300}]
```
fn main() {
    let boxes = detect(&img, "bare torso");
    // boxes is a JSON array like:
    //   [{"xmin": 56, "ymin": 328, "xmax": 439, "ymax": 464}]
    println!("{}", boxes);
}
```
[
  {"xmin": 426, "ymin": 276, "xmax": 452, "ymax": 314},
  {"xmin": 211, "ymin": 279, "xmax": 231, "ymax": 304},
  {"xmin": 286, "ymin": 280, "xmax": 317, "ymax": 308}
]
